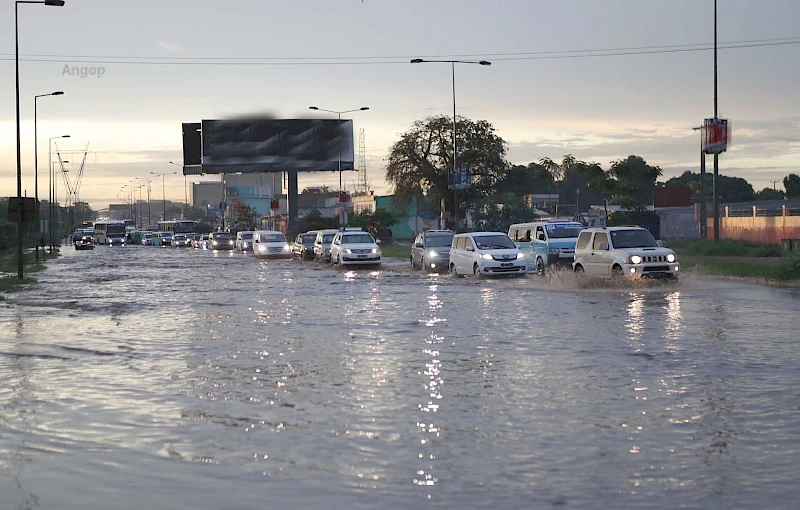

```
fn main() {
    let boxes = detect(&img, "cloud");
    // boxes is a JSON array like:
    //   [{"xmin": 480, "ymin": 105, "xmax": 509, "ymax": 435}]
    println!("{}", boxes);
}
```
[{"xmin": 157, "ymin": 40, "xmax": 184, "ymax": 53}]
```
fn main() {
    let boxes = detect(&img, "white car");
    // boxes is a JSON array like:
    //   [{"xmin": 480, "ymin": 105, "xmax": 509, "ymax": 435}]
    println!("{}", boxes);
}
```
[
  {"xmin": 330, "ymin": 228, "xmax": 382, "ymax": 266},
  {"xmin": 235, "ymin": 231, "xmax": 255, "ymax": 251},
  {"xmin": 572, "ymin": 227, "xmax": 679, "ymax": 279},
  {"xmin": 313, "ymin": 229, "xmax": 339, "ymax": 263},
  {"xmin": 448, "ymin": 232, "xmax": 527, "ymax": 276},
  {"xmin": 252, "ymin": 230, "xmax": 292, "ymax": 259}
]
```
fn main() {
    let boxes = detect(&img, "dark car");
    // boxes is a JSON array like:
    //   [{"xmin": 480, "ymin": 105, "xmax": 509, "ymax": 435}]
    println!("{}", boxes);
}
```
[
  {"xmin": 292, "ymin": 231, "xmax": 318, "ymax": 260},
  {"xmin": 411, "ymin": 229, "xmax": 455, "ymax": 272},
  {"xmin": 209, "ymin": 231, "xmax": 234, "ymax": 250}
]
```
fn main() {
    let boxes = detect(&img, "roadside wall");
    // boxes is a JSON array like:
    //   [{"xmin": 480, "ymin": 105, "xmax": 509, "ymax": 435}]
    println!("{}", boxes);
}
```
[{"xmin": 708, "ymin": 204, "xmax": 800, "ymax": 245}]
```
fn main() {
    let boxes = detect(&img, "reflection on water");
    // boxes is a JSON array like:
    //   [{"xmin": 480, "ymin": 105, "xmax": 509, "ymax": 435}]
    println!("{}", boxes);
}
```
[{"xmin": 0, "ymin": 247, "xmax": 799, "ymax": 508}]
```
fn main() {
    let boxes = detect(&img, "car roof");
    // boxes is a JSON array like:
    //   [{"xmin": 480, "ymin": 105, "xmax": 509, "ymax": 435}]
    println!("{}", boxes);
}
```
[
  {"xmin": 317, "ymin": 229, "xmax": 339, "ymax": 234},
  {"xmin": 454, "ymin": 231, "xmax": 507, "ymax": 237},
  {"xmin": 255, "ymin": 230, "xmax": 283, "ymax": 235}
]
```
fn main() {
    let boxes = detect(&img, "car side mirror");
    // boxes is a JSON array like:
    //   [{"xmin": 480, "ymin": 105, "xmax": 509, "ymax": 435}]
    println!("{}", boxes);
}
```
[
  {"xmin": 415, "ymin": 243, "xmax": 423, "ymax": 248},
  {"xmin": 656, "ymin": 240, "xmax": 664, "ymax": 247},
  {"xmin": 538, "ymin": 235, "xmax": 546, "ymax": 241},
  {"xmin": 598, "ymin": 242, "xmax": 609, "ymax": 251},
  {"xmin": 376, "ymin": 239, "xmax": 382, "ymax": 245}
]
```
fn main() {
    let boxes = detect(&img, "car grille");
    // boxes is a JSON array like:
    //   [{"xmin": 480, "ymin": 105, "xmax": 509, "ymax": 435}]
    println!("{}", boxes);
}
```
[
  {"xmin": 642, "ymin": 255, "xmax": 668, "ymax": 262},
  {"xmin": 351, "ymin": 249, "xmax": 373, "ymax": 254},
  {"xmin": 491, "ymin": 254, "xmax": 517, "ymax": 261},
  {"xmin": 488, "ymin": 266, "xmax": 524, "ymax": 273},
  {"xmin": 267, "ymin": 247, "xmax": 284, "ymax": 253},
  {"xmin": 643, "ymin": 265, "xmax": 670, "ymax": 272}
]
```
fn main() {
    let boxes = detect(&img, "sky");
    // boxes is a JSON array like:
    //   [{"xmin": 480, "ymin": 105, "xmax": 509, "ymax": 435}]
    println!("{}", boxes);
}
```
[{"xmin": 1, "ymin": 0, "xmax": 799, "ymax": 210}]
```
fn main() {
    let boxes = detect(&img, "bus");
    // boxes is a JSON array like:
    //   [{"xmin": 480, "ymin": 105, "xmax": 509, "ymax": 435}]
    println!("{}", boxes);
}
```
[
  {"xmin": 93, "ymin": 220, "xmax": 127, "ymax": 245},
  {"xmin": 158, "ymin": 220, "xmax": 197, "ymax": 234}
]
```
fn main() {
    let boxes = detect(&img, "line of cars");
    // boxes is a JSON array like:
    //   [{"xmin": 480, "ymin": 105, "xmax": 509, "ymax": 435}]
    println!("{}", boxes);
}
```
[
  {"xmin": 407, "ymin": 220, "xmax": 680, "ymax": 280},
  {"xmin": 290, "ymin": 228, "xmax": 383, "ymax": 267}
]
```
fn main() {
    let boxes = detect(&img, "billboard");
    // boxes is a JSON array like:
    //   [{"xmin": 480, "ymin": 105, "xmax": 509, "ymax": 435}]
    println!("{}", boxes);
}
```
[
  {"xmin": 702, "ymin": 118, "xmax": 730, "ymax": 155},
  {"xmin": 200, "ymin": 118, "xmax": 354, "ymax": 174}
]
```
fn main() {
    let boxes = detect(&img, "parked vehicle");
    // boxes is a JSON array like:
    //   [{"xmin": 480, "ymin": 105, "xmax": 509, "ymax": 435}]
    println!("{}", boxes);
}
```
[
  {"xmin": 449, "ymin": 232, "xmax": 527, "ymax": 277},
  {"xmin": 253, "ymin": 231, "xmax": 292, "ymax": 259},
  {"xmin": 572, "ymin": 227, "xmax": 679, "ymax": 279},
  {"xmin": 330, "ymin": 228, "xmax": 382, "ymax": 267},
  {"xmin": 292, "ymin": 231, "xmax": 318, "ymax": 260},
  {"xmin": 209, "ymin": 231, "xmax": 234, "ymax": 250},
  {"xmin": 173, "ymin": 233, "xmax": 191, "ymax": 247},
  {"xmin": 235, "ymin": 231, "xmax": 255, "ymax": 251},
  {"xmin": 509, "ymin": 220, "xmax": 584, "ymax": 275},
  {"xmin": 313, "ymin": 229, "xmax": 339, "ymax": 263},
  {"xmin": 410, "ymin": 229, "xmax": 454, "ymax": 272},
  {"xmin": 141, "ymin": 232, "xmax": 154, "ymax": 246}
]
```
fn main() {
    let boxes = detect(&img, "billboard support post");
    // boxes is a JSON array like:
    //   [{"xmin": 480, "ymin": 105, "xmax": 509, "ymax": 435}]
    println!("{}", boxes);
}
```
[{"xmin": 287, "ymin": 170, "xmax": 298, "ymax": 233}]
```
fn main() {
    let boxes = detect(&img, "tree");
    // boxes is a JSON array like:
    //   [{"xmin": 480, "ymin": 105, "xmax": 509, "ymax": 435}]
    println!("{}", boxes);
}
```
[
  {"xmin": 471, "ymin": 194, "xmax": 540, "ymax": 232},
  {"xmin": 386, "ymin": 115, "xmax": 509, "ymax": 213},
  {"xmin": 349, "ymin": 208, "xmax": 398, "ymax": 237},
  {"xmin": 665, "ymin": 171, "xmax": 755, "ymax": 203},
  {"xmin": 784, "ymin": 174, "xmax": 800, "ymax": 199},
  {"xmin": 298, "ymin": 209, "xmax": 337, "ymax": 233},
  {"xmin": 608, "ymin": 156, "xmax": 662, "ymax": 210},
  {"xmin": 755, "ymin": 187, "xmax": 785, "ymax": 201},
  {"xmin": 228, "ymin": 198, "xmax": 257, "ymax": 229}
]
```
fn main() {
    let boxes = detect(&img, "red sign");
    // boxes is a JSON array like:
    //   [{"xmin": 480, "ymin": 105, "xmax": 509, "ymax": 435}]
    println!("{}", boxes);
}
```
[
  {"xmin": 702, "ymin": 118, "xmax": 730, "ymax": 155},
  {"xmin": 270, "ymin": 200, "xmax": 279, "ymax": 209},
  {"xmin": 339, "ymin": 192, "xmax": 350, "ymax": 203}
]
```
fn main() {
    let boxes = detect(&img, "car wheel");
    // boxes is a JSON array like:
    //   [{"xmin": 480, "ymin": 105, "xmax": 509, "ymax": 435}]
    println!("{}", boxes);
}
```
[
  {"xmin": 449, "ymin": 263, "xmax": 459, "ymax": 277},
  {"xmin": 337, "ymin": 254, "xmax": 342, "ymax": 266},
  {"xmin": 410, "ymin": 256, "xmax": 415, "ymax": 269},
  {"xmin": 536, "ymin": 257, "xmax": 545, "ymax": 276},
  {"xmin": 612, "ymin": 265, "xmax": 624, "ymax": 280},
  {"xmin": 473, "ymin": 263, "xmax": 482, "ymax": 277},
  {"xmin": 574, "ymin": 264, "xmax": 585, "ymax": 275}
]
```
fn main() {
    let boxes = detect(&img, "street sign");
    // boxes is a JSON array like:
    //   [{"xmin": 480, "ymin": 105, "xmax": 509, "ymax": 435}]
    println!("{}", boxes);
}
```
[
  {"xmin": 448, "ymin": 170, "xmax": 472, "ymax": 190},
  {"xmin": 6, "ymin": 197, "xmax": 37, "ymax": 224}
]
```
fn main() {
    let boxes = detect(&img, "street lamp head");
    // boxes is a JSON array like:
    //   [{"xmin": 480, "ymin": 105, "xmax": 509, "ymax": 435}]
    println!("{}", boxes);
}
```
[
  {"xmin": 51, "ymin": 91, "xmax": 64, "ymax": 95},
  {"xmin": 410, "ymin": 59, "xmax": 424, "ymax": 64},
  {"xmin": 62, "ymin": 135, "xmax": 70, "ymax": 138},
  {"xmin": 309, "ymin": 106, "xmax": 319, "ymax": 111},
  {"xmin": 359, "ymin": 107, "xmax": 370, "ymax": 111},
  {"xmin": 44, "ymin": 0, "xmax": 66, "ymax": 6},
  {"xmin": 479, "ymin": 60, "xmax": 492, "ymax": 66}
]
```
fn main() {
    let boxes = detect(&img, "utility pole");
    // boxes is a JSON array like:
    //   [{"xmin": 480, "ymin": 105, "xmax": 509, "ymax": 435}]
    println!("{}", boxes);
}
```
[{"xmin": 712, "ymin": 0, "xmax": 720, "ymax": 241}]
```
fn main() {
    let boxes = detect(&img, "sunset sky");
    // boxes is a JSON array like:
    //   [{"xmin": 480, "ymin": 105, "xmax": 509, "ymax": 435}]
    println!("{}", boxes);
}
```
[{"xmin": 1, "ymin": 0, "xmax": 799, "ymax": 209}]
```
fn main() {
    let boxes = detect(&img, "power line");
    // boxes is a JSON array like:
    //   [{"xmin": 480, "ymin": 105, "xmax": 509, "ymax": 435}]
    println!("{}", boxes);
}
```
[{"xmin": 1, "ymin": 36, "xmax": 798, "ymax": 66}]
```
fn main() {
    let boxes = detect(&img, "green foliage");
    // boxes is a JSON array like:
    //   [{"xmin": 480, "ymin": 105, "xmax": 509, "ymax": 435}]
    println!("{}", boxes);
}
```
[
  {"xmin": 755, "ymin": 188, "xmax": 785, "ymax": 201},
  {"xmin": 349, "ymin": 208, "xmax": 398, "ymax": 237},
  {"xmin": 667, "ymin": 239, "xmax": 785, "ymax": 257},
  {"xmin": 471, "ymin": 194, "xmax": 540, "ymax": 232},
  {"xmin": 228, "ymin": 198, "xmax": 257, "ymax": 230},
  {"xmin": 379, "ymin": 242, "xmax": 411, "ymax": 259},
  {"xmin": 776, "ymin": 256, "xmax": 800, "ymax": 280},
  {"xmin": 784, "ymin": 173, "xmax": 800, "ymax": 199},
  {"xmin": 665, "ymin": 171, "xmax": 755, "ymax": 203},
  {"xmin": 606, "ymin": 210, "xmax": 631, "ymax": 227},
  {"xmin": 386, "ymin": 115, "xmax": 509, "ymax": 212},
  {"xmin": 298, "ymin": 209, "xmax": 338, "ymax": 233},
  {"xmin": 609, "ymin": 156, "xmax": 662, "ymax": 210}
]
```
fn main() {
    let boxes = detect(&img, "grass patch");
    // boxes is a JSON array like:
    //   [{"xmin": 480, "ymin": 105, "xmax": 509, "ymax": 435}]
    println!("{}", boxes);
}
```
[
  {"xmin": 0, "ymin": 276, "xmax": 37, "ymax": 292},
  {"xmin": 684, "ymin": 255, "xmax": 800, "ymax": 281},
  {"xmin": 667, "ymin": 239, "xmax": 785, "ymax": 257},
  {"xmin": 380, "ymin": 242, "xmax": 411, "ymax": 259},
  {"xmin": 0, "ymin": 250, "xmax": 52, "ymax": 274}
]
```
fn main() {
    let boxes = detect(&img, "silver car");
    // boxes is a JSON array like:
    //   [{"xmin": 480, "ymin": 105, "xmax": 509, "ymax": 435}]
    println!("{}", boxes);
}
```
[{"xmin": 410, "ymin": 230, "xmax": 454, "ymax": 272}]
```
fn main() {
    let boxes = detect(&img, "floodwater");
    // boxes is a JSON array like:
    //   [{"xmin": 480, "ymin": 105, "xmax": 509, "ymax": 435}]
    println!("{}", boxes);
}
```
[{"xmin": 1, "ymin": 246, "xmax": 799, "ymax": 509}]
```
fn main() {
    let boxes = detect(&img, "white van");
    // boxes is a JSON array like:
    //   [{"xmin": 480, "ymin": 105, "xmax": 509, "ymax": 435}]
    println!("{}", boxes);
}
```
[
  {"xmin": 449, "ymin": 232, "xmax": 527, "ymax": 277},
  {"xmin": 253, "ymin": 230, "xmax": 291, "ymax": 259},
  {"xmin": 509, "ymin": 220, "xmax": 584, "ymax": 275}
]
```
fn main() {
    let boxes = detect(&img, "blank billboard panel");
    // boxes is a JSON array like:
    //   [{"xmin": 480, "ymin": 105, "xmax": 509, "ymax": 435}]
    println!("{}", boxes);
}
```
[
  {"xmin": 201, "ymin": 118, "xmax": 354, "ymax": 174},
  {"xmin": 182, "ymin": 123, "xmax": 202, "ymax": 166}
]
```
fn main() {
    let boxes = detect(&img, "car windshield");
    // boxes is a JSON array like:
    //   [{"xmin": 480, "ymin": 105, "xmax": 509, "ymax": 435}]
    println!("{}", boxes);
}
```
[
  {"xmin": 544, "ymin": 223, "xmax": 584, "ymax": 239},
  {"xmin": 342, "ymin": 234, "xmax": 374, "ymax": 244},
  {"xmin": 213, "ymin": 233, "xmax": 231, "ymax": 240},
  {"xmin": 302, "ymin": 234, "xmax": 316, "ymax": 244},
  {"xmin": 473, "ymin": 235, "xmax": 516, "ymax": 250},
  {"xmin": 261, "ymin": 234, "xmax": 286, "ymax": 242},
  {"xmin": 321, "ymin": 234, "xmax": 335, "ymax": 243},
  {"xmin": 107, "ymin": 224, "xmax": 126, "ymax": 234},
  {"xmin": 242, "ymin": 233, "xmax": 253, "ymax": 240},
  {"xmin": 426, "ymin": 234, "xmax": 454, "ymax": 247},
  {"xmin": 610, "ymin": 229, "xmax": 658, "ymax": 248},
  {"xmin": 174, "ymin": 235, "xmax": 185, "ymax": 239}
]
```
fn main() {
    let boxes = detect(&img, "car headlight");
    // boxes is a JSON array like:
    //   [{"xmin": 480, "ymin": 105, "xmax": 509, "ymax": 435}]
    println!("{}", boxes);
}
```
[
  {"xmin": 630, "ymin": 255, "xmax": 642, "ymax": 264},
  {"xmin": 516, "ymin": 253, "xmax": 524, "ymax": 259},
  {"xmin": 667, "ymin": 253, "xmax": 676, "ymax": 263},
  {"xmin": 212, "ymin": 241, "xmax": 218, "ymax": 245},
  {"xmin": 479, "ymin": 253, "xmax": 493, "ymax": 260},
  {"xmin": 344, "ymin": 248, "xmax": 352, "ymax": 254},
  {"xmin": 283, "ymin": 244, "xmax": 291, "ymax": 251},
  {"xmin": 229, "ymin": 240, "xmax": 234, "ymax": 245},
  {"xmin": 428, "ymin": 250, "xmax": 439, "ymax": 258},
  {"xmin": 547, "ymin": 248, "xmax": 560, "ymax": 255},
  {"xmin": 372, "ymin": 248, "xmax": 380, "ymax": 254}
]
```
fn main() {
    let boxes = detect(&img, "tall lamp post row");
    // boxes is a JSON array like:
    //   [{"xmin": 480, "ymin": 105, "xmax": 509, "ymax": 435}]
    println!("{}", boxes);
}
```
[
  {"xmin": 168, "ymin": 161, "xmax": 187, "ymax": 219},
  {"xmin": 410, "ymin": 58, "xmax": 491, "ymax": 232},
  {"xmin": 48, "ymin": 135, "xmax": 69, "ymax": 253},
  {"xmin": 34, "ymin": 90, "xmax": 63, "ymax": 262},
  {"xmin": 151, "ymin": 171, "xmax": 176, "ymax": 223},
  {"xmin": 15, "ymin": 0, "xmax": 66, "ymax": 279}
]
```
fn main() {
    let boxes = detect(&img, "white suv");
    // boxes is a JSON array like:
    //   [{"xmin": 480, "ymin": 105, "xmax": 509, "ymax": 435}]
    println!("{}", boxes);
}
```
[
  {"xmin": 330, "ymin": 228, "xmax": 382, "ymax": 266},
  {"xmin": 572, "ymin": 227, "xmax": 679, "ymax": 279},
  {"xmin": 313, "ymin": 229, "xmax": 339, "ymax": 262},
  {"xmin": 449, "ymin": 232, "xmax": 526, "ymax": 276}
]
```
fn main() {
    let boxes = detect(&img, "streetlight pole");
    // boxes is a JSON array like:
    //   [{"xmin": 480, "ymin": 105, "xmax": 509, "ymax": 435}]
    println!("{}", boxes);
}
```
[
  {"xmin": 168, "ymin": 161, "xmax": 187, "ymax": 218},
  {"xmin": 34, "ymin": 91, "xmax": 64, "ymax": 262},
  {"xmin": 54, "ymin": 163, "xmax": 68, "ymax": 241},
  {"xmin": 150, "ymin": 171, "xmax": 176, "ymax": 222},
  {"xmin": 712, "ymin": 0, "xmax": 720, "ymax": 241},
  {"xmin": 147, "ymin": 178, "xmax": 152, "ymax": 227},
  {"xmin": 48, "ymin": 135, "xmax": 69, "ymax": 253},
  {"xmin": 308, "ymin": 106, "xmax": 369, "ymax": 226},
  {"xmin": 15, "ymin": 0, "xmax": 66, "ymax": 279},
  {"xmin": 410, "ymin": 58, "xmax": 491, "ymax": 231}
]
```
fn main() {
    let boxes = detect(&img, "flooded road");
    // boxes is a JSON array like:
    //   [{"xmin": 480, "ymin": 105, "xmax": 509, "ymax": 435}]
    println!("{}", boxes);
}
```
[{"xmin": 1, "ymin": 246, "xmax": 799, "ymax": 509}]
